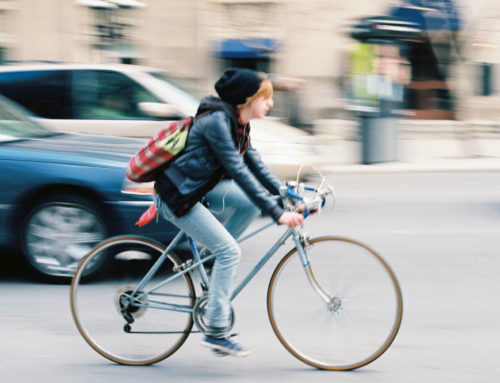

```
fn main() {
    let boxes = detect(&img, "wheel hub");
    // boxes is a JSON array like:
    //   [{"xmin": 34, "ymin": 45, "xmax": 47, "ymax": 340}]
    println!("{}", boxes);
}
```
[
  {"xmin": 327, "ymin": 296, "xmax": 342, "ymax": 313},
  {"xmin": 114, "ymin": 285, "xmax": 148, "ymax": 320}
]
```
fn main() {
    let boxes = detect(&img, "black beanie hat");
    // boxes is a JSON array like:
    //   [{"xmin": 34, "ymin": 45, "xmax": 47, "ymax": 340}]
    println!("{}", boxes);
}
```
[{"xmin": 215, "ymin": 68, "xmax": 267, "ymax": 106}]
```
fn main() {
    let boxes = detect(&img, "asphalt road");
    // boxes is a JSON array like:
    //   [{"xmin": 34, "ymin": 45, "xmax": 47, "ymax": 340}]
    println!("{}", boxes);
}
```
[{"xmin": 1, "ymin": 172, "xmax": 499, "ymax": 382}]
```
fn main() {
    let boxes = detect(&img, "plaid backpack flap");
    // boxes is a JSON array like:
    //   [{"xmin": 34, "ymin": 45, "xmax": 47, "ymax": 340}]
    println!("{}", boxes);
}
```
[{"xmin": 126, "ymin": 116, "xmax": 194, "ymax": 183}]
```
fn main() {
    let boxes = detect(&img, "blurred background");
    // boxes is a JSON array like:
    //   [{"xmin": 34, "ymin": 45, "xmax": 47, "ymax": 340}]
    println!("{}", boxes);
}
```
[
  {"xmin": 0, "ymin": 2, "xmax": 494, "ymax": 137},
  {"xmin": 1, "ymin": 0, "xmax": 499, "ymax": 166},
  {"xmin": 0, "ymin": 0, "xmax": 498, "ymax": 124}
]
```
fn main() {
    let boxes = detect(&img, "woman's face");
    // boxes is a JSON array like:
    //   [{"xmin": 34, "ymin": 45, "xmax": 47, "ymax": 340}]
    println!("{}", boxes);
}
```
[{"xmin": 250, "ymin": 96, "xmax": 274, "ymax": 119}]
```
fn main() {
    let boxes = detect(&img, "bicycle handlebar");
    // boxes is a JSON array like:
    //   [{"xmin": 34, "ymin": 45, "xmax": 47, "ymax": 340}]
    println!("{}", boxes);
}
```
[{"xmin": 280, "ymin": 181, "xmax": 334, "ymax": 218}]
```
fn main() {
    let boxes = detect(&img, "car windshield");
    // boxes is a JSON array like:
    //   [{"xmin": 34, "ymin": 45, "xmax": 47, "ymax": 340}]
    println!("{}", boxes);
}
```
[
  {"xmin": 0, "ymin": 95, "xmax": 55, "ymax": 142},
  {"xmin": 147, "ymin": 71, "xmax": 203, "ymax": 101}
]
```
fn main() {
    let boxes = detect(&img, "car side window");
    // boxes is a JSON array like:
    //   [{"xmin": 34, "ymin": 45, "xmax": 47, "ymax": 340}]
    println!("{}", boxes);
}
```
[
  {"xmin": 0, "ymin": 70, "xmax": 72, "ymax": 119},
  {"xmin": 73, "ymin": 70, "xmax": 163, "ymax": 120}
]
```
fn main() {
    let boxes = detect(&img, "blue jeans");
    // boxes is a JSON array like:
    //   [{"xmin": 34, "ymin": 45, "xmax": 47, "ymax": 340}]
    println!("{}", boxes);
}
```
[{"xmin": 154, "ymin": 180, "xmax": 260, "ymax": 338}]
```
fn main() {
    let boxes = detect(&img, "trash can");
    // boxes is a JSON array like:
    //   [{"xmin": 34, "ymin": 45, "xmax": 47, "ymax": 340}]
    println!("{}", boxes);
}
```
[
  {"xmin": 360, "ymin": 114, "xmax": 398, "ymax": 164},
  {"xmin": 477, "ymin": 62, "xmax": 494, "ymax": 96}
]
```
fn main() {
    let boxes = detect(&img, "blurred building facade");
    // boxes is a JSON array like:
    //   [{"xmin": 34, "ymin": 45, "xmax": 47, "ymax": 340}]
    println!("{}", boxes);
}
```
[{"xmin": 0, "ymin": 0, "xmax": 500, "ymax": 123}]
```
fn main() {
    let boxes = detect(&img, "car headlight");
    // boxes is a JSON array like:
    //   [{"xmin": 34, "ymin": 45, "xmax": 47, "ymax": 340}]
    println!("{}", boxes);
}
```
[{"xmin": 121, "ymin": 177, "xmax": 154, "ymax": 195}]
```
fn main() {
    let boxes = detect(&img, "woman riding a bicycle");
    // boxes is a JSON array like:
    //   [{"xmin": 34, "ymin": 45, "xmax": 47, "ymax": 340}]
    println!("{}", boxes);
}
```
[
  {"xmin": 152, "ymin": 68, "xmax": 304, "ymax": 356},
  {"xmin": 71, "ymin": 95, "xmax": 402, "ymax": 369}
]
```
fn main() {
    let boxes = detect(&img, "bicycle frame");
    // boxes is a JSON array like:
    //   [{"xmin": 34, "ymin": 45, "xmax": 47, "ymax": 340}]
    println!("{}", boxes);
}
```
[{"xmin": 129, "ymin": 218, "xmax": 330, "ymax": 314}]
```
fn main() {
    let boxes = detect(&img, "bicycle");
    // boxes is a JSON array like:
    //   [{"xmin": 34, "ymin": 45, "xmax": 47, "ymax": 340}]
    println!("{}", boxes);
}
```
[{"xmin": 70, "ymin": 177, "xmax": 403, "ymax": 370}]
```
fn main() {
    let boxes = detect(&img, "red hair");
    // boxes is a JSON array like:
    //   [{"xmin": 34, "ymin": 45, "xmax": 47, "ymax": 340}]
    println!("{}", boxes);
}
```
[{"xmin": 238, "ymin": 78, "xmax": 273, "ymax": 108}]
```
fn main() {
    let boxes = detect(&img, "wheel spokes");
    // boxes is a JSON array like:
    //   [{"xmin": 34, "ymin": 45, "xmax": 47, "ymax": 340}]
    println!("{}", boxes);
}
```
[
  {"xmin": 70, "ymin": 237, "xmax": 195, "ymax": 365},
  {"xmin": 268, "ymin": 237, "xmax": 403, "ymax": 370}
]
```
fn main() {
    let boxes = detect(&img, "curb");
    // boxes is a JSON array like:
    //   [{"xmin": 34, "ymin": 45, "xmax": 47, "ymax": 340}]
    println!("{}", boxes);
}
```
[{"xmin": 320, "ymin": 159, "xmax": 500, "ymax": 175}]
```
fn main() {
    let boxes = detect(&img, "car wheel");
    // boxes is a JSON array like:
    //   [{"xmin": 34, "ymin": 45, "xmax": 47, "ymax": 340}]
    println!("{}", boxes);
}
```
[{"xmin": 21, "ymin": 194, "xmax": 108, "ymax": 280}]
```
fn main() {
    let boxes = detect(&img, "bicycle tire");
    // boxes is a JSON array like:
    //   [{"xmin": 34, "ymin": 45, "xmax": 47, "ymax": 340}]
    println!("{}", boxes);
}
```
[
  {"xmin": 70, "ymin": 235, "xmax": 196, "ymax": 365},
  {"xmin": 267, "ymin": 236, "xmax": 403, "ymax": 370}
]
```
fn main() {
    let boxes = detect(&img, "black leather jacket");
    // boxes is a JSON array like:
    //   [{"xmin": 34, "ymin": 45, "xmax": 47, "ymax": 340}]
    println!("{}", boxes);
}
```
[{"xmin": 155, "ymin": 96, "xmax": 284, "ymax": 221}]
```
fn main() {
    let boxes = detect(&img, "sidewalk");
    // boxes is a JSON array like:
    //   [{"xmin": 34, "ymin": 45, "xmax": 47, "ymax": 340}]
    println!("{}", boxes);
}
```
[{"xmin": 314, "ymin": 118, "xmax": 500, "ymax": 174}]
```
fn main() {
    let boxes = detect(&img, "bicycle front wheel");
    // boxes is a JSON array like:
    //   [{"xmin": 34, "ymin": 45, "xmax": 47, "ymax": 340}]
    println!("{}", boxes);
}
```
[
  {"xmin": 267, "ymin": 236, "xmax": 403, "ymax": 370},
  {"xmin": 70, "ymin": 235, "xmax": 195, "ymax": 365}
]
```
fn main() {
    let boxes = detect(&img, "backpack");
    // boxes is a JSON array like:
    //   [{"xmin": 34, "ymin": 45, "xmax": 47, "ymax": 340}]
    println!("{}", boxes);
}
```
[{"xmin": 126, "ymin": 116, "xmax": 194, "ymax": 183}]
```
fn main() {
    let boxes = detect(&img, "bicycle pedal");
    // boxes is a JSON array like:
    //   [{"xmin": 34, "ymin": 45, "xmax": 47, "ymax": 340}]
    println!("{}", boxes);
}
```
[{"xmin": 212, "ymin": 349, "xmax": 230, "ymax": 358}]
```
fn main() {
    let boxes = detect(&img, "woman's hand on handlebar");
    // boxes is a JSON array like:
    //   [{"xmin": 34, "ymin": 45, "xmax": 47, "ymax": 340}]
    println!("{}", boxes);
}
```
[
  {"xmin": 278, "ymin": 212, "xmax": 304, "ymax": 227},
  {"xmin": 296, "ymin": 202, "xmax": 318, "ymax": 216}
]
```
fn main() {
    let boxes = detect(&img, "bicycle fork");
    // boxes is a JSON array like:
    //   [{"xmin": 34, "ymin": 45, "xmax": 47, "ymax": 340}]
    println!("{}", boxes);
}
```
[{"xmin": 292, "ymin": 229, "xmax": 334, "ymax": 306}]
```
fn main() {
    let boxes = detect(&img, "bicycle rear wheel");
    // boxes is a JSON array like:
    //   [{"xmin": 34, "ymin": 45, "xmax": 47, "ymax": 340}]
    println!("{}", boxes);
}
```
[
  {"xmin": 267, "ymin": 236, "xmax": 403, "ymax": 370},
  {"xmin": 70, "ymin": 235, "xmax": 195, "ymax": 365}
]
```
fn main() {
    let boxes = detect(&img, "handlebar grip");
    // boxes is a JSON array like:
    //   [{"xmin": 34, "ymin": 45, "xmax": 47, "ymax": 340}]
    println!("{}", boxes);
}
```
[{"xmin": 284, "ymin": 185, "xmax": 323, "ymax": 219}]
